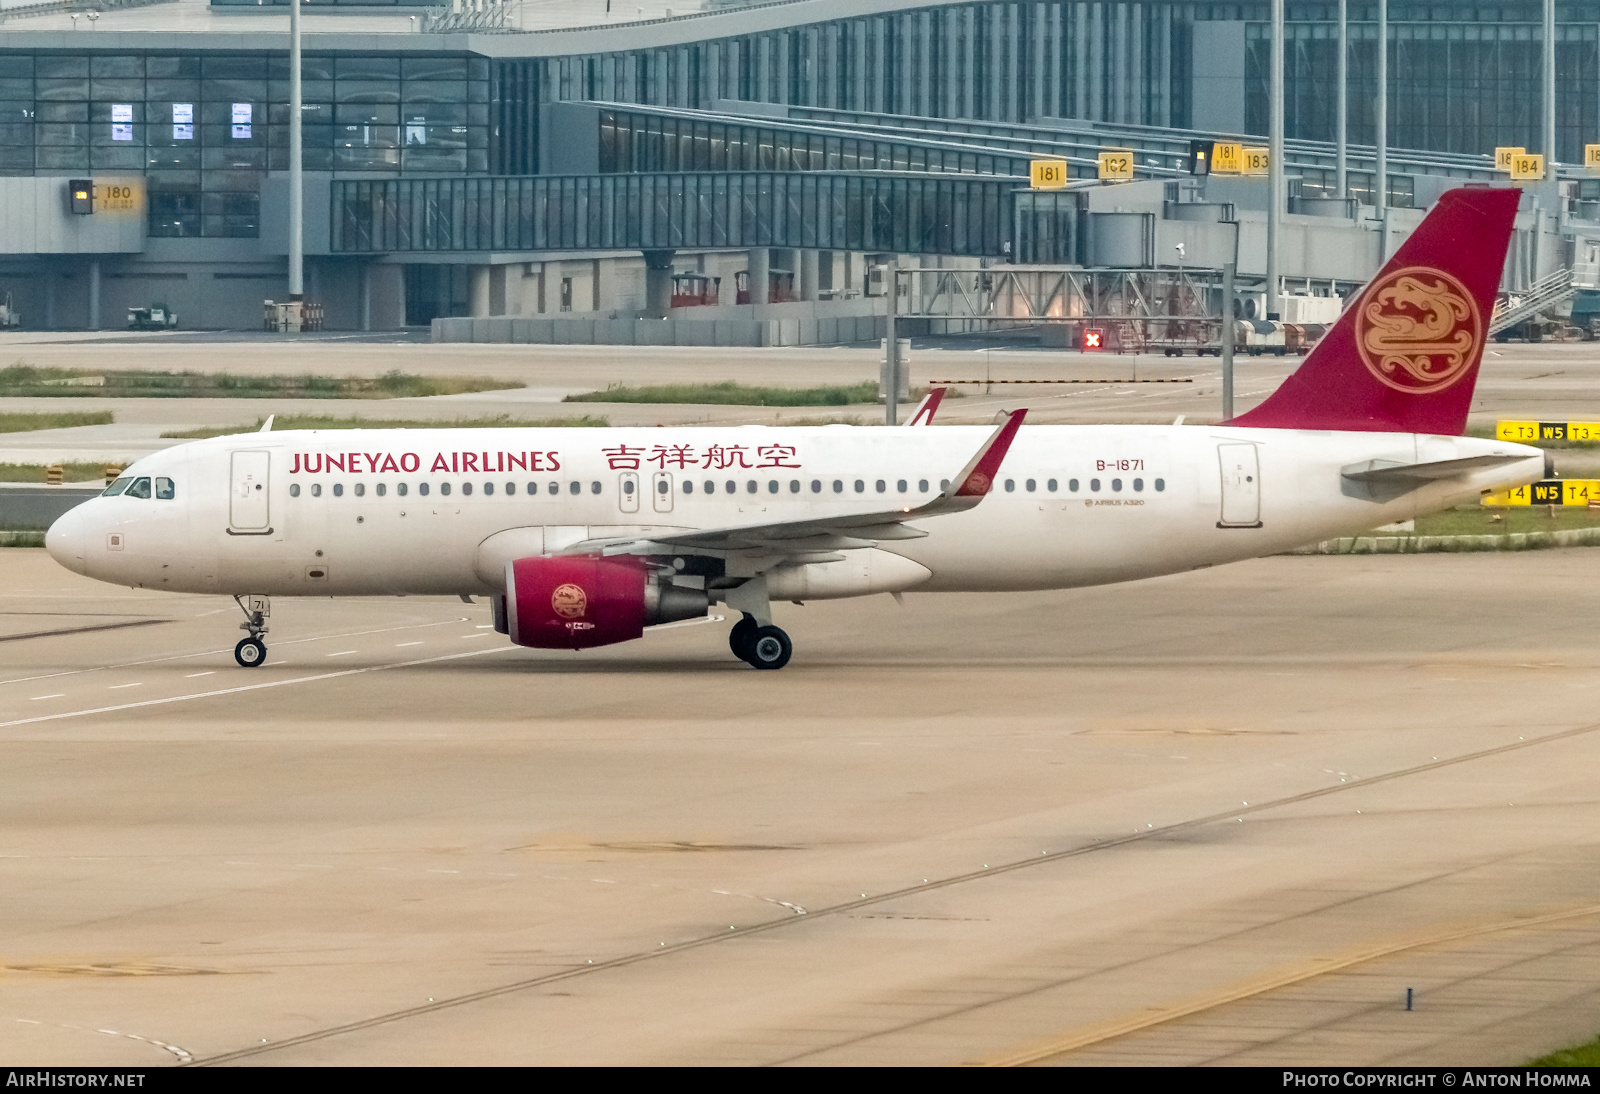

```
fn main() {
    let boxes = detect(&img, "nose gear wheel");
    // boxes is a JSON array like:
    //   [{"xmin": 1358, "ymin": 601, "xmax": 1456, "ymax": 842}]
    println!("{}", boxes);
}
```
[{"xmin": 234, "ymin": 637, "xmax": 267, "ymax": 667}]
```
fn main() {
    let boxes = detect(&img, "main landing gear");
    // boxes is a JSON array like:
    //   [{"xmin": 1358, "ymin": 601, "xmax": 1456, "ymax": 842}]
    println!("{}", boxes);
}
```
[
  {"xmin": 729, "ymin": 613, "xmax": 793, "ymax": 670},
  {"xmin": 233, "ymin": 594, "xmax": 269, "ymax": 668}
]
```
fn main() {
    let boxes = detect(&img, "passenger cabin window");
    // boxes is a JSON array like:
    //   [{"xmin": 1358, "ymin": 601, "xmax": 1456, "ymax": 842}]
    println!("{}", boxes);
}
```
[
  {"xmin": 154, "ymin": 477, "xmax": 175, "ymax": 500},
  {"xmin": 398, "ymin": 483, "xmax": 409, "ymax": 497},
  {"xmin": 354, "ymin": 483, "xmax": 366, "ymax": 498},
  {"xmin": 377, "ymin": 483, "xmax": 387, "ymax": 497},
  {"xmin": 126, "ymin": 477, "xmax": 152, "ymax": 499},
  {"xmin": 419, "ymin": 483, "xmax": 429, "ymax": 497},
  {"xmin": 460, "ymin": 482, "xmax": 471, "ymax": 496},
  {"xmin": 441, "ymin": 483, "xmax": 452, "ymax": 496},
  {"xmin": 333, "ymin": 484, "xmax": 344, "ymax": 497},
  {"xmin": 290, "ymin": 483, "xmax": 301, "ymax": 498},
  {"xmin": 102, "ymin": 476, "xmax": 133, "ymax": 497}
]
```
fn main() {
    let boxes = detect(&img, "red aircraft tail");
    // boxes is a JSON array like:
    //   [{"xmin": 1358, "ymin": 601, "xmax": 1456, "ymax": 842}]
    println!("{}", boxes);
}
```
[{"xmin": 1229, "ymin": 186, "xmax": 1519, "ymax": 435}]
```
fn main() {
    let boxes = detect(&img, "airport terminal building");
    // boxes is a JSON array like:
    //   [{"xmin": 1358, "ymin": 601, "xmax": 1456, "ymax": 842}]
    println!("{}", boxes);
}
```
[{"xmin": 0, "ymin": 0, "xmax": 1597, "ymax": 335}]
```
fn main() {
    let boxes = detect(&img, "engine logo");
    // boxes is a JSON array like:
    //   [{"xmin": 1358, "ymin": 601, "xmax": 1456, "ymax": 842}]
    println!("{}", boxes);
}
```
[
  {"xmin": 1354, "ymin": 265, "xmax": 1481, "ymax": 394},
  {"xmin": 551, "ymin": 583, "xmax": 588, "ymax": 619}
]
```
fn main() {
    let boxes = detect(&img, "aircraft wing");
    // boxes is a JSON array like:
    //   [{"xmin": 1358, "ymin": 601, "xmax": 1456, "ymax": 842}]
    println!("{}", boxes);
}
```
[{"xmin": 566, "ymin": 408, "xmax": 1025, "ymax": 558}]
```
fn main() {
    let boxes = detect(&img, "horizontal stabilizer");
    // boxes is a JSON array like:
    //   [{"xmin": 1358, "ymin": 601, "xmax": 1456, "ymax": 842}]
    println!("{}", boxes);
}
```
[{"xmin": 1340, "ymin": 453, "xmax": 1533, "ymax": 483}]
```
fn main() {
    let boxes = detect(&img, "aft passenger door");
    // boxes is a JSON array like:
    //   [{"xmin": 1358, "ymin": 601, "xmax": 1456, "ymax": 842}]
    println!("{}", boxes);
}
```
[
  {"xmin": 229, "ymin": 450, "xmax": 272, "ymax": 534},
  {"xmin": 1217, "ymin": 443, "xmax": 1262, "ymax": 528}
]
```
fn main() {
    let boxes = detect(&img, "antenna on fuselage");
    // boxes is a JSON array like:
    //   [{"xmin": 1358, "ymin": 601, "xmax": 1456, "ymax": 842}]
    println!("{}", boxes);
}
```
[{"xmin": 260, "ymin": 415, "xmax": 275, "ymax": 432}]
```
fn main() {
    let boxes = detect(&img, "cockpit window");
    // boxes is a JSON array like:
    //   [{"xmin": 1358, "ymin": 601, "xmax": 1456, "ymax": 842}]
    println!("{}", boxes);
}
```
[
  {"xmin": 154, "ymin": 477, "xmax": 175, "ymax": 500},
  {"xmin": 124, "ymin": 477, "xmax": 153, "ymax": 499},
  {"xmin": 102, "ymin": 476, "xmax": 132, "ymax": 497}
]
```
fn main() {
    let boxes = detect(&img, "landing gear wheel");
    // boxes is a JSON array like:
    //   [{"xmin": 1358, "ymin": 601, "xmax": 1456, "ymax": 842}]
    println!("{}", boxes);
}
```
[
  {"xmin": 234, "ymin": 637, "xmax": 267, "ymax": 668},
  {"xmin": 729, "ymin": 613, "xmax": 758, "ymax": 662},
  {"xmin": 746, "ymin": 625, "xmax": 792, "ymax": 670}
]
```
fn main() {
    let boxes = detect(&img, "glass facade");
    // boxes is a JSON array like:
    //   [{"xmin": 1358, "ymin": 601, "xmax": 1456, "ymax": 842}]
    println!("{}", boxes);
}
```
[
  {"xmin": 0, "ymin": 52, "xmax": 489, "ymax": 237},
  {"xmin": 536, "ymin": 2, "xmax": 1193, "ymax": 129},
  {"xmin": 329, "ymin": 172, "xmax": 1070, "ymax": 260},
  {"xmin": 598, "ymin": 108, "xmax": 1036, "ymax": 177},
  {"xmin": 1248, "ymin": 14, "xmax": 1600, "ymax": 164}
]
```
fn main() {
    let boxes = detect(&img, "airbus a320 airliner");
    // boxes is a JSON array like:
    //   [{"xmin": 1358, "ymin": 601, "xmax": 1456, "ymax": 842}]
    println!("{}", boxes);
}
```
[{"xmin": 46, "ymin": 187, "xmax": 1544, "ymax": 670}]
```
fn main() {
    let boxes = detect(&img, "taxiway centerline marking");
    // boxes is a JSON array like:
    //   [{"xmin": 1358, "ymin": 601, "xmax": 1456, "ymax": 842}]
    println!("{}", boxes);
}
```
[
  {"xmin": 0, "ymin": 644, "xmax": 519, "ymax": 730},
  {"xmin": 189, "ymin": 715, "xmax": 1600, "ymax": 1067}
]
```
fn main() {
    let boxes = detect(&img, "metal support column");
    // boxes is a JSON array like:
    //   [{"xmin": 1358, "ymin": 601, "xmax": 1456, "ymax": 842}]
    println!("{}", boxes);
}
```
[
  {"xmin": 1267, "ymin": 0, "xmax": 1284, "ymax": 320},
  {"xmin": 1376, "ymin": 0, "xmax": 1389, "ymax": 254},
  {"xmin": 288, "ymin": 0, "xmax": 303, "ymax": 303},
  {"xmin": 1221, "ymin": 261, "xmax": 1235, "ymax": 421},
  {"xmin": 88, "ymin": 259, "xmax": 100, "ymax": 331},
  {"xmin": 1545, "ymin": 0, "xmax": 1558, "ymax": 164},
  {"xmin": 884, "ymin": 259, "xmax": 899, "ymax": 426},
  {"xmin": 1336, "ymin": 0, "xmax": 1348, "ymax": 199}
]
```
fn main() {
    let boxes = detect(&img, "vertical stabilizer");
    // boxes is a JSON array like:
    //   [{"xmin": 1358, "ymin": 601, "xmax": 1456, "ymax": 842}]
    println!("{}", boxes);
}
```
[{"xmin": 1230, "ymin": 186, "xmax": 1519, "ymax": 435}]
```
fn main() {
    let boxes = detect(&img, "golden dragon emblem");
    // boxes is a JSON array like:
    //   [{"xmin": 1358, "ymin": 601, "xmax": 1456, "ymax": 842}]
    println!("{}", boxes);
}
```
[{"xmin": 1356, "ymin": 268, "xmax": 1480, "ymax": 393}]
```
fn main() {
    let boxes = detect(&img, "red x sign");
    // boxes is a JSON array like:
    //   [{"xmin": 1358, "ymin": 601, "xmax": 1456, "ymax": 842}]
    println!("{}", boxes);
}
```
[{"xmin": 1084, "ymin": 328, "xmax": 1104, "ymax": 350}]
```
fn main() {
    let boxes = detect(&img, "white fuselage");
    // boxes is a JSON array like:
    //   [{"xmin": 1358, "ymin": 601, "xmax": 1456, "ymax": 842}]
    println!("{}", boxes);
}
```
[{"xmin": 45, "ymin": 425, "xmax": 1544, "ymax": 600}]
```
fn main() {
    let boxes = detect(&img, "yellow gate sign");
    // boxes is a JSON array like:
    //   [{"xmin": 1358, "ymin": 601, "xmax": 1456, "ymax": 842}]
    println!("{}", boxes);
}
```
[
  {"xmin": 1483, "ymin": 479, "xmax": 1600, "ymax": 506},
  {"xmin": 1029, "ymin": 159, "xmax": 1069, "ymax": 190},
  {"xmin": 1495, "ymin": 146, "xmax": 1525, "ymax": 172},
  {"xmin": 1510, "ymin": 153, "xmax": 1546, "ymax": 181},
  {"xmin": 93, "ymin": 179, "xmax": 142, "ymax": 214},
  {"xmin": 1242, "ymin": 147, "xmax": 1270, "ymax": 176},
  {"xmin": 1497, "ymin": 420, "xmax": 1600, "ymax": 443},
  {"xmin": 1211, "ymin": 142, "xmax": 1243, "ymax": 175},
  {"xmin": 1587, "ymin": 144, "xmax": 1600, "ymax": 171},
  {"xmin": 1097, "ymin": 150, "xmax": 1134, "ymax": 182}
]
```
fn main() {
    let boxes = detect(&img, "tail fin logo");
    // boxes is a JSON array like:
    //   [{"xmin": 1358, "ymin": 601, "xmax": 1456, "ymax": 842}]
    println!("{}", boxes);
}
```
[{"xmin": 1355, "ymin": 266, "xmax": 1482, "ymax": 394}]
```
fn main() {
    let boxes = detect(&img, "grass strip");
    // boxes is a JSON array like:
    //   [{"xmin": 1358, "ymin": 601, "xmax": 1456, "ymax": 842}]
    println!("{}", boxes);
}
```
[
  {"xmin": 0, "ymin": 411, "xmax": 114, "ymax": 433},
  {"xmin": 565, "ymin": 381, "xmax": 880, "ymax": 407},
  {"xmin": 0, "ymin": 462, "xmax": 119, "ymax": 483},
  {"xmin": 1530, "ymin": 1035, "xmax": 1600, "ymax": 1066},
  {"xmin": 0, "ymin": 365, "xmax": 517, "ymax": 400},
  {"xmin": 161, "ymin": 413, "xmax": 610, "ymax": 439},
  {"xmin": 1416, "ymin": 506, "xmax": 1600, "ymax": 537}
]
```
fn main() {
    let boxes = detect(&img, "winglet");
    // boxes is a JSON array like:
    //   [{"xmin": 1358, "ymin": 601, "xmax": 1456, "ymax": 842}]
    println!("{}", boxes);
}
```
[
  {"xmin": 906, "ymin": 387, "xmax": 946, "ymax": 427},
  {"xmin": 260, "ymin": 414, "xmax": 275, "ymax": 433},
  {"xmin": 948, "ymin": 408, "xmax": 1026, "ymax": 498}
]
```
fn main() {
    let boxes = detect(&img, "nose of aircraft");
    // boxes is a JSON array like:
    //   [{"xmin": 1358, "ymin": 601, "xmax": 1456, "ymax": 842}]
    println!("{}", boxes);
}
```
[{"xmin": 45, "ymin": 502, "xmax": 91, "ymax": 576}]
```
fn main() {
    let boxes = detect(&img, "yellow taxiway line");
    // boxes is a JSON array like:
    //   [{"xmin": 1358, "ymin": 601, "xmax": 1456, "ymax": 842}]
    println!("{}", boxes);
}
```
[{"xmin": 972, "ymin": 901, "xmax": 1600, "ymax": 1066}]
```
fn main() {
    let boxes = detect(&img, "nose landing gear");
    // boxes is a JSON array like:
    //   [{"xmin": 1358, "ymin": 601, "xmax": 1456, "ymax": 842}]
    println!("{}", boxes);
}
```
[
  {"xmin": 728, "ymin": 612, "xmax": 793, "ymax": 670},
  {"xmin": 232, "ymin": 594, "xmax": 269, "ymax": 668}
]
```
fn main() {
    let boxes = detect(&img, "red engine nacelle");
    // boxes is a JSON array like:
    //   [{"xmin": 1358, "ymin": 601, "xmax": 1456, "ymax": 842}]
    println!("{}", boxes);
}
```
[{"xmin": 505, "ymin": 555, "xmax": 649, "ymax": 650}]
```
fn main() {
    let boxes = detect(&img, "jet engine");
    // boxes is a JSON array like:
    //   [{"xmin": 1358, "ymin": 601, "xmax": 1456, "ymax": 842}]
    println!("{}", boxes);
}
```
[{"xmin": 502, "ymin": 556, "xmax": 709, "ymax": 650}]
